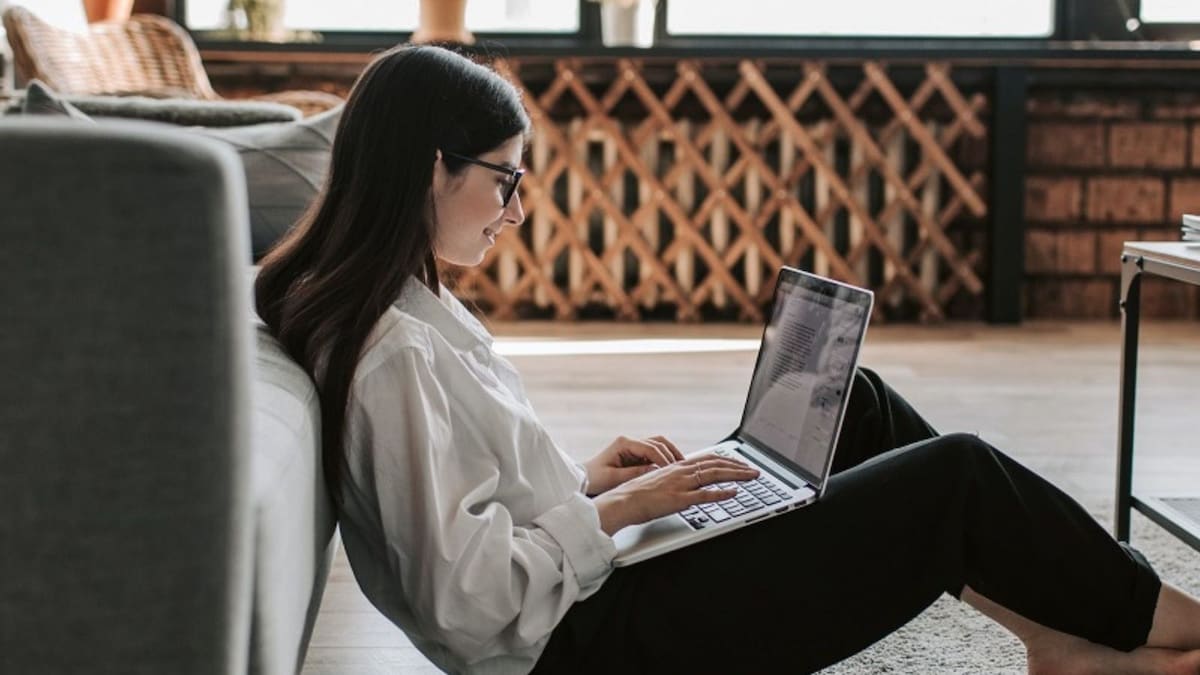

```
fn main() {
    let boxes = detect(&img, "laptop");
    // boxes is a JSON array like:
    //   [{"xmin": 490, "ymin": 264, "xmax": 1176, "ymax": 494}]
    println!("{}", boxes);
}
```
[{"xmin": 612, "ymin": 266, "xmax": 874, "ymax": 566}]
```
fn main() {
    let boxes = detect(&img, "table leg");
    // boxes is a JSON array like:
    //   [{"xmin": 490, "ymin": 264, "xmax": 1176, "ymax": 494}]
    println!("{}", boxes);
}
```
[{"xmin": 1115, "ymin": 253, "xmax": 1142, "ymax": 542}]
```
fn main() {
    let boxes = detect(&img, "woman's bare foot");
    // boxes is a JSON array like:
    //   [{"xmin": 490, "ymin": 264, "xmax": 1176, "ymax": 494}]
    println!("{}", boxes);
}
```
[
  {"xmin": 1027, "ymin": 634, "xmax": 1200, "ymax": 675},
  {"xmin": 961, "ymin": 585, "xmax": 1200, "ymax": 674}
]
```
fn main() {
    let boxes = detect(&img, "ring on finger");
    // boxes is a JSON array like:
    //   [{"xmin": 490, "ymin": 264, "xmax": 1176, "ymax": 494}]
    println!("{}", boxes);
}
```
[{"xmin": 692, "ymin": 468, "xmax": 702, "ymax": 489}]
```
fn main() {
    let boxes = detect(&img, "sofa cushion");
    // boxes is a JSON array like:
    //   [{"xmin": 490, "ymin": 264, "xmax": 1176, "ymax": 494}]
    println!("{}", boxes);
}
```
[
  {"xmin": 19, "ymin": 80, "xmax": 94, "ymax": 122},
  {"xmin": 196, "ymin": 107, "xmax": 340, "ymax": 260},
  {"xmin": 70, "ymin": 93, "xmax": 303, "ymax": 127},
  {"xmin": 250, "ymin": 319, "xmax": 337, "ymax": 675},
  {"xmin": 13, "ymin": 80, "xmax": 341, "ymax": 261},
  {"xmin": 14, "ymin": 79, "xmax": 302, "ymax": 126}
]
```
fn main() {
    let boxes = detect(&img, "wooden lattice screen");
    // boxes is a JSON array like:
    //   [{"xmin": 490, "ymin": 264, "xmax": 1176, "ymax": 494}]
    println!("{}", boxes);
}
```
[{"xmin": 448, "ymin": 58, "xmax": 990, "ymax": 322}]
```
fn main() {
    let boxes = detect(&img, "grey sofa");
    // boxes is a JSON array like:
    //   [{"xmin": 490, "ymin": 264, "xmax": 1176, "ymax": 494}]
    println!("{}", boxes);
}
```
[{"xmin": 0, "ymin": 117, "xmax": 336, "ymax": 674}]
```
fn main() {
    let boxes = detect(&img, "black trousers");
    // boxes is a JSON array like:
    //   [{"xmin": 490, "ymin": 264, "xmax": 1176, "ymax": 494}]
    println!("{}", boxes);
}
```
[{"xmin": 532, "ymin": 367, "xmax": 1161, "ymax": 674}]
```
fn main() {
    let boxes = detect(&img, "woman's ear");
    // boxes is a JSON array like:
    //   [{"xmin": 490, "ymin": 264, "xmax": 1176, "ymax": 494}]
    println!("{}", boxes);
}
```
[{"xmin": 431, "ymin": 149, "xmax": 445, "ymax": 194}]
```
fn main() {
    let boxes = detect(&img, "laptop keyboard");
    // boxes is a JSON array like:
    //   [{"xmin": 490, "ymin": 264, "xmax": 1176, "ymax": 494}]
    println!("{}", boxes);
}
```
[{"xmin": 678, "ymin": 471, "xmax": 792, "ymax": 530}]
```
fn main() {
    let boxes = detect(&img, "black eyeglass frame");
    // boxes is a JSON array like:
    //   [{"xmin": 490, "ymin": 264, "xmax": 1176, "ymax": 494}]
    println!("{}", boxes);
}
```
[{"xmin": 443, "ymin": 151, "xmax": 526, "ymax": 207}]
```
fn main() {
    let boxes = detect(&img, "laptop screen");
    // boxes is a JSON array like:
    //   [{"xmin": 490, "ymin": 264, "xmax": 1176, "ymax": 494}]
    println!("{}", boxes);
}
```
[{"xmin": 738, "ymin": 268, "xmax": 873, "ymax": 488}]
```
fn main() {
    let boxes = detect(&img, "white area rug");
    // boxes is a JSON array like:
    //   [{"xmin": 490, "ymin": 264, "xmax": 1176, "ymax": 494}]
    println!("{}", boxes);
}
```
[{"xmin": 821, "ymin": 511, "xmax": 1200, "ymax": 674}]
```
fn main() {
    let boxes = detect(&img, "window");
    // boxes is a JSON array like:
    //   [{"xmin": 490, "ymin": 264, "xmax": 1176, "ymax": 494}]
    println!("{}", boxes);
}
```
[
  {"xmin": 666, "ymin": 0, "xmax": 1055, "ymax": 38},
  {"xmin": 1140, "ymin": 0, "xmax": 1200, "ymax": 24},
  {"xmin": 182, "ymin": 0, "xmax": 578, "ymax": 34}
]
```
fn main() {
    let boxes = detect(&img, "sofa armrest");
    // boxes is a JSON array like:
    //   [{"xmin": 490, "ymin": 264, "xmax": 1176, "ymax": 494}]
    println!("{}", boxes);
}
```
[{"xmin": 0, "ymin": 118, "xmax": 255, "ymax": 674}]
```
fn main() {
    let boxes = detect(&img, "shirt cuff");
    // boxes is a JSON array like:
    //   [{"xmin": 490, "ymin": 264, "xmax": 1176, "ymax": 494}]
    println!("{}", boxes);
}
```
[
  {"xmin": 573, "ymin": 460, "xmax": 590, "ymax": 495},
  {"xmin": 533, "ymin": 492, "xmax": 617, "ymax": 586}
]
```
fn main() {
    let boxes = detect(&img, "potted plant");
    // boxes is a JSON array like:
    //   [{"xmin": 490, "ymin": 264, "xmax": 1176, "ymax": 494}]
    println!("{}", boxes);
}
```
[
  {"xmin": 227, "ymin": 0, "xmax": 287, "ymax": 42},
  {"xmin": 590, "ymin": 0, "xmax": 657, "ymax": 47},
  {"xmin": 83, "ymin": 0, "xmax": 135, "ymax": 23},
  {"xmin": 411, "ymin": 0, "xmax": 474, "ymax": 44}
]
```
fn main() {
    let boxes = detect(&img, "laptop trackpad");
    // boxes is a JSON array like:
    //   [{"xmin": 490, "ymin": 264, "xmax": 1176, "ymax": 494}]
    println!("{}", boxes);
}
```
[{"xmin": 613, "ymin": 514, "xmax": 693, "ymax": 555}]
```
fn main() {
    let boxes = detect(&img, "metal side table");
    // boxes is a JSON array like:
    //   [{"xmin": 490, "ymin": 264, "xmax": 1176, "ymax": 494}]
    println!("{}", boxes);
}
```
[{"xmin": 1116, "ymin": 241, "xmax": 1200, "ymax": 550}]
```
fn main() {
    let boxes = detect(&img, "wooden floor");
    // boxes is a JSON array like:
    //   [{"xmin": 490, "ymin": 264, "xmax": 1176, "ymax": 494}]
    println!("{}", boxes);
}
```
[{"xmin": 302, "ymin": 320, "xmax": 1200, "ymax": 674}]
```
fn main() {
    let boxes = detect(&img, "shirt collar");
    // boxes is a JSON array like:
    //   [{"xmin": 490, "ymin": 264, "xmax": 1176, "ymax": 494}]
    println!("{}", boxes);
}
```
[{"xmin": 395, "ymin": 275, "xmax": 494, "ymax": 352}]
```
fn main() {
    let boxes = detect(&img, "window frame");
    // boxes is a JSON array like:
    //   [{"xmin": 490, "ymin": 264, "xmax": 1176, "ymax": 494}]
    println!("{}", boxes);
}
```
[
  {"xmin": 178, "ymin": 0, "xmax": 1200, "ymax": 49},
  {"xmin": 658, "ymin": 0, "xmax": 1059, "ymax": 41},
  {"xmin": 176, "ymin": 0, "xmax": 599, "ymax": 46},
  {"xmin": 1137, "ymin": 0, "xmax": 1200, "ymax": 39},
  {"xmin": 656, "ymin": 0, "xmax": 1200, "ymax": 43}
]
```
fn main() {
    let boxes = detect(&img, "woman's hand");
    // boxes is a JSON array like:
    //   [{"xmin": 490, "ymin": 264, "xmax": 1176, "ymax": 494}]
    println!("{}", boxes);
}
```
[
  {"xmin": 583, "ymin": 435, "xmax": 686, "ymax": 496},
  {"xmin": 592, "ymin": 455, "xmax": 760, "ymax": 536}
]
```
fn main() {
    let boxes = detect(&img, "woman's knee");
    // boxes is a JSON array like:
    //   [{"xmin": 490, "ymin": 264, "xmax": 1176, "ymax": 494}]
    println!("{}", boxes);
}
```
[
  {"xmin": 923, "ymin": 432, "xmax": 1000, "ymax": 472},
  {"xmin": 845, "ymin": 367, "xmax": 884, "ymax": 416},
  {"xmin": 854, "ymin": 366, "xmax": 884, "ymax": 397},
  {"xmin": 857, "ymin": 364, "xmax": 884, "ymax": 381}
]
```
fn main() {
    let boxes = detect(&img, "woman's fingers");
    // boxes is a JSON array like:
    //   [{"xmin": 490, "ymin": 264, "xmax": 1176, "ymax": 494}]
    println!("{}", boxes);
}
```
[
  {"xmin": 690, "ymin": 485, "xmax": 740, "ymax": 504},
  {"xmin": 678, "ymin": 465, "xmax": 759, "ymax": 509},
  {"xmin": 612, "ymin": 435, "xmax": 687, "ymax": 467},
  {"xmin": 617, "ymin": 464, "xmax": 658, "ymax": 482},
  {"xmin": 664, "ymin": 459, "xmax": 758, "ymax": 501},
  {"xmin": 650, "ymin": 435, "xmax": 686, "ymax": 462},
  {"xmin": 678, "ymin": 452, "xmax": 752, "ymax": 468},
  {"xmin": 614, "ymin": 436, "xmax": 670, "ymax": 467},
  {"xmin": 690, "ymin": 463, "xmax": 759, "ymax": 487},
  {"xmin": 612, "ymin": 455, "xmax": 760, "ymax": 524},
  {"xmin": 641, "ymin": 438, "xmax": 676, "ymax": 467},
  {"xmin": 677, "ymin": 456, "xmax": 758, "ymax": 477}
]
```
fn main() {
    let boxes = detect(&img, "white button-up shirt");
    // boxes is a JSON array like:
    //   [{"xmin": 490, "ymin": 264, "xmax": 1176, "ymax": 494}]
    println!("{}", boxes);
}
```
[{"xmin": 335, "ymin": 276, "xmax": 617, "ymax": 674}]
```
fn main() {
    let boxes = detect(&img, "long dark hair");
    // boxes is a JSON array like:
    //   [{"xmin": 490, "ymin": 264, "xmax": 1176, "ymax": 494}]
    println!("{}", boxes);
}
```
[{"xmin": 254, "ymin": 45, "xmax": 531, "ymax": 501}]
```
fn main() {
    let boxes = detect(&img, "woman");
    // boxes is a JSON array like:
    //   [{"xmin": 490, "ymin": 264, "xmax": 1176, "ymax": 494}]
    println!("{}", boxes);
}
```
[{"xmin": 255, "ymin": 45, "xmax": 1200, "ymax": 674}]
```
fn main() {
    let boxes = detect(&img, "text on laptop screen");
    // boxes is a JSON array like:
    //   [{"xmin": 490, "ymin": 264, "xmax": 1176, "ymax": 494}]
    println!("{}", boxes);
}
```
[{"xmin": 740, "ymin": 276, "xmax": 868, "ymax": 480}]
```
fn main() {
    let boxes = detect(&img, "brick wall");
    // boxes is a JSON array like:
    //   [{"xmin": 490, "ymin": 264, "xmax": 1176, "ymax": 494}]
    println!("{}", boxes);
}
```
[{"xmin": 1025, "ymin": 91, "xmax": 1200, "ymax": 319}]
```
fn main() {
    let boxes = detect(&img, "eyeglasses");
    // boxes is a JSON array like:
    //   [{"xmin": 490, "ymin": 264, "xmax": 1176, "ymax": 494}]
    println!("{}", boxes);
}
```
[{"xmin": 443, "ymin": 151, "xmax": 525, "ymax": 208}]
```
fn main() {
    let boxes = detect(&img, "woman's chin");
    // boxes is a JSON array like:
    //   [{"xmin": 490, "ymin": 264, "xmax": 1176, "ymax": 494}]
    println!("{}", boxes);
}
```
[{"xmin": 436, "ymin": 251, "xmax": 486, "ymax": 268}]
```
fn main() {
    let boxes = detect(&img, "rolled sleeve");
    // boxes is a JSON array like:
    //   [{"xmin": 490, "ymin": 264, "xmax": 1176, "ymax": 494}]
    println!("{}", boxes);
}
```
[
  {"xmin": 573, "ymin": 460, "xmax": 591, "ymax": 495},
  {"xmin": 533, "ymin": 492, "xmax": 617, "ymax": 586}
]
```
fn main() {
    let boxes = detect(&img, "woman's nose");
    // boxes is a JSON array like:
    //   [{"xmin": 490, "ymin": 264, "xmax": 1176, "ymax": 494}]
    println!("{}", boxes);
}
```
[{"xmin": 503, "ymin": 191, "xmax": 525, "ymax": 227}]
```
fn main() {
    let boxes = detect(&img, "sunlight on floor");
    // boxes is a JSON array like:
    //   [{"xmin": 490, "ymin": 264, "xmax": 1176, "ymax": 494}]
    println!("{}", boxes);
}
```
[{"xmin": 494, "ymin": 337, "xmax": 761, "ymax": 356}]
